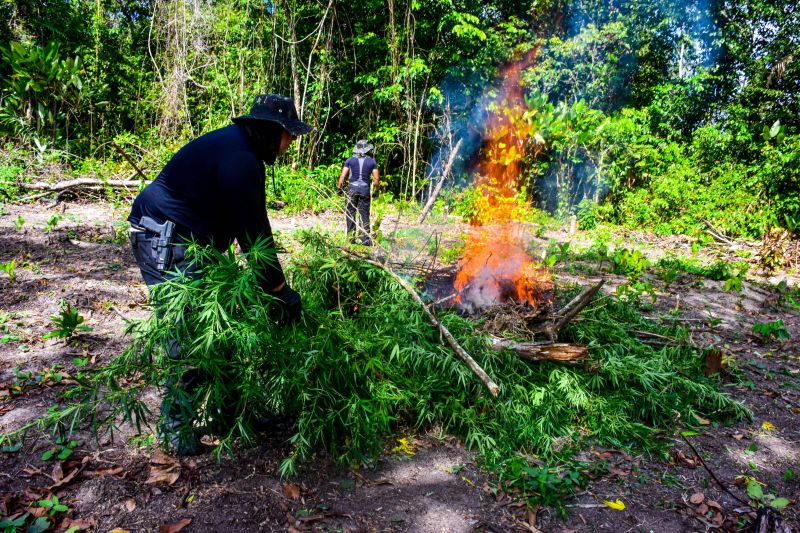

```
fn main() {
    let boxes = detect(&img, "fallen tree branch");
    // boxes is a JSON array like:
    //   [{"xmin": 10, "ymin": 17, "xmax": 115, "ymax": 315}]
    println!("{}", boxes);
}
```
[
  {"xmin": 537, "ymin": 279, "xmax": 605, "ymax": 341},
  {"xmin": 19, "ymin": 178, "xmax": 147, "ymax": 192},
  {"xmin": 703, "ymin": 218, "xmax": 735, "ymax": 245},
  {"xmin": 488, "ymin": 338, "xmax": 588, "ymax": 362},
  {"xmin": 354, "ymin": 253, "xmax": 500, "ymax": 397},
  {"xmin": 417, "ymin": 138, "xmax": 462, "ymax": 224}
]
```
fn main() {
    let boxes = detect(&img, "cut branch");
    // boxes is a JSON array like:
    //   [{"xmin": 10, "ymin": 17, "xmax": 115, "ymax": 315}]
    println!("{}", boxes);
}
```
[
  {"xmin": 489, "ymin": 338, "xmax": 588, "ymax": 363},
  {"xmin": 19, "ymin": 179, "xmax": 147, "ymax": 192},
  {"xmin": 417, "ymin": 138, "xmax": 462, "ymax": 224},
  {"xmin": 538, "ymin": 279, "xmax": 605, "ymax": 341},
  {"xmin": 354, "ymin": 253, "xmax": 500, "ymax": 397}
]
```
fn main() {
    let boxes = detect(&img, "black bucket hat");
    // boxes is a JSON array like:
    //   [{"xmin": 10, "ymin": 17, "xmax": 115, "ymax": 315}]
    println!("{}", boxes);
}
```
[
  {"xmin": 353, "ymin": 139, "xmax": 374, "ymax": 155},
  {"xmin": 233, "ymin": 94, "xmax": 314, "ymax": 136}
]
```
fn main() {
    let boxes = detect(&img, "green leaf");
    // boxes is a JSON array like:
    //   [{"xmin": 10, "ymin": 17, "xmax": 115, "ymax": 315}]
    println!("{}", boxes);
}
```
[
  {"xmin": 41, "ymin": 449, "xmax": 55, "ymax": 461},
  {"xmin": 1, "ymin": 443, "xmax": 22, "ymax": 453},
  {"xmin": 680, "ymin": 431, "xmax": 699, "ymax": 437},
  {"xmin": 58, "ymin": 447, "xmax": 73, "ymax": 460},
  {"xmin": 746, "ymin": 480, "xmax": 764, "ymax": 500},
  {"xmin": 769, "ymin": 120, "xmax": 781, "ymax": 138},
  {"xmin": 28, "ymin": 516, "xmax": 51, "ymax": 533},
  {"xmin": 0, "ymin": 512, "xmax": 29, "ymax": 527},
  {"xmin": 770, "ymin": 497, "xmax": 789, "ymax": 510},
  {"xmin": 38, "ymin": 498, "xmax": 54, "ymax": 509}
]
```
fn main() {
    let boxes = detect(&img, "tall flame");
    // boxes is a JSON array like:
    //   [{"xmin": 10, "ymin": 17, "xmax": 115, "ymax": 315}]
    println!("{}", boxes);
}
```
[{"xmin": 454, "ymin": 50, "xmax": 553, "ymax": 311}]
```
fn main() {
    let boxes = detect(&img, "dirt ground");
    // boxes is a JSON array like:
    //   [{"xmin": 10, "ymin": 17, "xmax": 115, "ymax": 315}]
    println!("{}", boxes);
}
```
[{"xmin": 0, "ymin": 201, "xmax": 798, "ymax": 532}]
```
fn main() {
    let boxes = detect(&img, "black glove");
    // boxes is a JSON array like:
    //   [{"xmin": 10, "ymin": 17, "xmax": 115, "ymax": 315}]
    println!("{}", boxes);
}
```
[
  {"xmin": 273, "ymin": 284, "xmax": 302, "ymax": 325},
  {"xmin": 371, "ymin": 188, "xmax": 379, "ymax": 199},
  {"xmin": 337, "ymin": 186, "xmax": 345, "ymax": 196}
]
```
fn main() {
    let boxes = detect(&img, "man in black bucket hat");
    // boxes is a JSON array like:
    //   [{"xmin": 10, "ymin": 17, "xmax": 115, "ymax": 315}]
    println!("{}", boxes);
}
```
[
  {"xmin": 338, "ymin": 139, "xmax": 380, "ymax": 245},
  {"xmin": 128, "ymin": 94, "xmax": 313, "ymax": 455}
]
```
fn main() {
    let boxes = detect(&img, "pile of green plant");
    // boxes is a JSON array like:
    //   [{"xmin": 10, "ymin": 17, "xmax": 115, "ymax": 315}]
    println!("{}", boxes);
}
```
[{"xmin": 3, "ymin": 231, "xmax": 749, "ymax": 505}]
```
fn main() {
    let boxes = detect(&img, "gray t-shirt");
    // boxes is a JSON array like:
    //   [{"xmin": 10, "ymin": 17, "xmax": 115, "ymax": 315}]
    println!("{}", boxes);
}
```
[{"xmin": 344, "ymin": 156, "xmax": 377, "ymax": 194}]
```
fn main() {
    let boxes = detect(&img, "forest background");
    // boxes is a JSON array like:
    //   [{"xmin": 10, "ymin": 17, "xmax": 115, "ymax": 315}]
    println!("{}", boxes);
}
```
[{"xmin": 1, "ymin": 0, "xmax": 799, "ymax": 238}]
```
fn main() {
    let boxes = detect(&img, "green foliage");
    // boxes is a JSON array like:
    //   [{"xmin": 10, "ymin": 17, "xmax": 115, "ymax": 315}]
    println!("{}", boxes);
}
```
[
  {"xmin": 43, "ymin": 215, "xmax": 60, "ymax": 232},
  {"xmin": 0, "ymin": 259, "xmax": 16, "ymax": 283},
  {"xmin": 41, "ymin": 437, "xmax": 77, "ymax": 461},
  {"xmin": 4, "ymin": 234, "xmax": 748, "ymax": 509},
  {"xmin": 722, "ymin": 262, "xmax": 749, "ymax": 293},
  {"xmin": 0, "ymin": 41, "xmax": 86, "ymax": 147},
  {"xmin": 42, "ymin": 300, "xmax": 91, "ymax": 340},
  {"xmin": 267, "ymin": 164, "xmax": 340, "ymax": 215},
  {"xmin": 746, "ymin": 480, "xmax": 790, "ymax": 511},
  {"xmin": 751, "ymin": 320, "xmax": 790, "ymax": 343},
  {"xmin": 610, "ymin": 247, "xmax": 648, "ymax": 280}
]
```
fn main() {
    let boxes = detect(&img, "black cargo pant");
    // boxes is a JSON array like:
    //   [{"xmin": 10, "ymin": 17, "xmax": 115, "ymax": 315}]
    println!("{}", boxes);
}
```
[
  {"xmin": 130, "ymin": 230, "xmax": 203, "ymax": 436},
  {"xmin": 345, "ymin": 188, "xmax": 372, "ymax": 245}
]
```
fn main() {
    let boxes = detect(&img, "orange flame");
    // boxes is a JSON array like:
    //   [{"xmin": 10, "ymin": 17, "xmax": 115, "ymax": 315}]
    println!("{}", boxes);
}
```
[{"xmin": 454, "ymin": 49, "xmax": 553, "ymax": 310}]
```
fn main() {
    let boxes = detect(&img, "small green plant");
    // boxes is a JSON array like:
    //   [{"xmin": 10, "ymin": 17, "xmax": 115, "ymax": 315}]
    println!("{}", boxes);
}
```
[
  {"xmin": 657, "ymin": 263, "xmax": 680, "ymax": 287},
  {"xmin": 723, "ymin": 262, "xmax": 749, "ymax": 292},
  {"xmin": 43, "ymin": 214, "xmax": 61, "ymax": 232},
  {"xmin": 0, "ymin": 259, "xmax": 16, "ymax": 283},
  {"xmin": 14, "ymin": 215, "xmax": 24, "ymax": 230},
  {"xmin": 543, "ymin": 240, "xmax": 571, "ymax": 267},
  {"xmin": 439, "ymin": 238, "xmax": 466, "ymax": 264},
  {"xmin": 42, "ymin": 300, "xmax": 91, "ymax": 340},
  {"xmin": 41, "ymin": 437, "xmax": 77, "ymax": 461},
  {"xmin": 0, "ymin": 494, "xmax": 73, "ymax": 533},
  {"xmin": 746, "ymin": 480, "xmax": 789, "ymax": 510},
  {"xmin": 616, "ymin": 280, "xmax": 657, "ymax": 304},
  {"xmin": 752, "ymin": 320, "xmax": 790, "ymax": 343},
  {"xmin": 611, "ymin": 247, "xmax": 648, "ymax": 280},
  {"xmin": 111, "ymin": 219, "xmax": 129, "ymax": 245}
]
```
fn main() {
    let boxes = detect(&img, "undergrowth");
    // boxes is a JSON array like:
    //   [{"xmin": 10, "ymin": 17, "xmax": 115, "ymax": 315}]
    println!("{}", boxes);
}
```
[{"xmin": 1, "ymin": 231, "xmax": 749, "ymax": 507}]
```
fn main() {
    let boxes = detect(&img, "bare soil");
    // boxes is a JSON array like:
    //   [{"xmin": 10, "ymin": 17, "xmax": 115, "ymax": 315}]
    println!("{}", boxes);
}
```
[{"xmin": 1, "ymin": 201, "xmax": 798, "ymax": 532}]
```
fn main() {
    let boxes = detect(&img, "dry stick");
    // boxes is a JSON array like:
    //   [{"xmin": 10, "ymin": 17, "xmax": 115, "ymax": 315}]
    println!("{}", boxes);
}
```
[
  {"xmin": 357, "ymin": 255, "xmax": 500, "ymax": 397},
  {"xmin": 417, "ymin": 138, "xmax": 463, "ymax": 224},
  {"xmin": 680, "ymin": 434, "xmax": 750, "ymax": 507},
  {"xmin": 19, "ymin": 179, "xmax": 145, "ymax": 192},
  {"xmin": 110, "ymin": 142, "xmax": 149, "ymax": 181},
  {"xmin": 539, "ymin": 279, "xmax": 605, "ymax": 341}
]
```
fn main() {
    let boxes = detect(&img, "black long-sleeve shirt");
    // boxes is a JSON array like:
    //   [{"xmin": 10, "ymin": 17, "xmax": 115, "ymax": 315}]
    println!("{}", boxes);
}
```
[{"xmin": 129, "ymin": 124, "xmax": 285, "ymax": 290}]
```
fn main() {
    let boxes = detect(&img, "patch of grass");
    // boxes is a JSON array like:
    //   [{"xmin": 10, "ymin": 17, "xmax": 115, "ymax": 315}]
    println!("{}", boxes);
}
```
[{"xmin": 4, "ymin": 231, "xmax": 749, "ymax": 510}]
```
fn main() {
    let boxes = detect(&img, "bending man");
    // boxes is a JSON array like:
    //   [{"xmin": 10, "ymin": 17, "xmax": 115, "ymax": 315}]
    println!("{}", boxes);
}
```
[{"xmin": 128, "ymin": 94, "xmax": 313, "ymax": 454}]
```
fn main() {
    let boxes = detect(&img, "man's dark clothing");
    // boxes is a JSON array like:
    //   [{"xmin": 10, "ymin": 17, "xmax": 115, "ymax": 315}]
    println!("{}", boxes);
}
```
[
  {"xmin": 345, "ymin": 190, "xmax": 372, "ymax": 245},
  {"xmin": 343, "ymin": 156, "xmax": 376, "ymax": 244},
  {"xmin": 129, "ymin": 123, "xmax": 285, "ymax": 291},
  {"xmin": 343, "ymin": 156, "xmax": 377, "ymax": 195}
]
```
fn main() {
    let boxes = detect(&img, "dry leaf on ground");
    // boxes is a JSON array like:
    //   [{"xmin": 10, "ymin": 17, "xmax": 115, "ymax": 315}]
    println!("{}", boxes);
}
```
[
  {"xmin": 689, "ymin": 492, "xmax": 705, "ymax": 504},
  {"xmin": 159, "ymin": 517, "xmax": 192, "ymax": 533},
  {"xmin": 283, "ymin": 483, "xmax": 301, "ymax": 500},
  {"xmin": 147, "ymin": 465, "xmax": 180, "ymax": 486}
]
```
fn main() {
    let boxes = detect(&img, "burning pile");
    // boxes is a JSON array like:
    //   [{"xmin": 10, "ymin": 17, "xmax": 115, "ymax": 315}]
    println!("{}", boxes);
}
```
[{"xmin": 454, "ymin": 52, "xmax": 553, "ymax": 313}]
